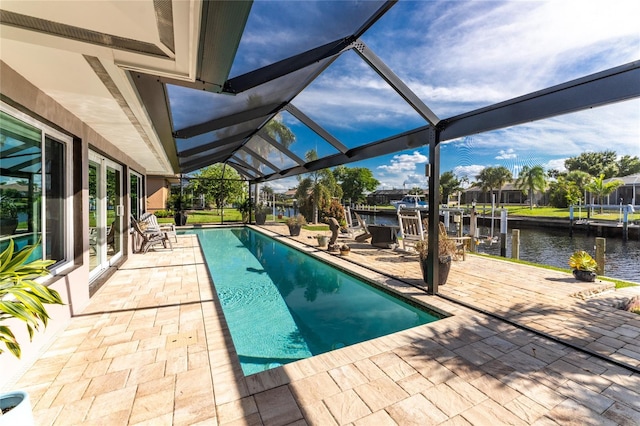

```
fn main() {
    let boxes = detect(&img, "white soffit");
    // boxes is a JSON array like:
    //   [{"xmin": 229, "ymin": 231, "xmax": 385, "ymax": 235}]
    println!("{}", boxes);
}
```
[
  {"xmin": 1, "ymin": 38, "xmax": 171, "ymax": 174},
  {"xmin": 0, "ymin": 0, "xmax": 202, "ymax": 174},
  {"xmin": 0, "ymin": 0, "xmax": 199, "ymax": 80}
]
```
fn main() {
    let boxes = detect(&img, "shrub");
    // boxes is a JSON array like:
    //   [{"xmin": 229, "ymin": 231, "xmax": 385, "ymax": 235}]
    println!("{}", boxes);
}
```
[{"xmin": 568, "ymin": 250, "xmax": 597, "ymax": 272}]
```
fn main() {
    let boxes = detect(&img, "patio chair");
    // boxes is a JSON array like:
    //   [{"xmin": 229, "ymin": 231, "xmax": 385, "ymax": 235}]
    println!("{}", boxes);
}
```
[
  {"xmin": 130, "ymin": 216, "xmax": 172, "ymax": 253},
  {"xmin": 106, "ymin": 221, "xmax": 116, "ymax": 252},
  {"xmin": 397, "ymin": 209, "xmax": 426, "ymax": 251},
  {"xmin": 140, "ymin": 212, "xmax": 177, "ymax": 242},
  {"xmin": 353, "ymin": 212, "xmax": 372, "ymax": 242},
  {"xmin": 342, "ymin": 206, "xmax": 363, "ymax": 238}
]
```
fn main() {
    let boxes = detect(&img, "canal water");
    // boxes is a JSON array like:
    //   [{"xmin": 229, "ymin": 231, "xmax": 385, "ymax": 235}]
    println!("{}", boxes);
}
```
[{"xmin": 360, "ymin": 212, "xmax": 640, "ymax": 283}]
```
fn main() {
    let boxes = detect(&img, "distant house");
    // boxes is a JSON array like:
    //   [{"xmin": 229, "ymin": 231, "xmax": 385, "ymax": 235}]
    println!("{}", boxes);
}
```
[
  {"xmin": 464, "ymin": 183, "xmax": 546, "ymax": 206},
  {"xmin": 604, "ymin": 173, "xmax": 640, "ymax": 206},
  {"xmin": 282, "ymin": 188, "xmax": 297, "ymax": 199}
]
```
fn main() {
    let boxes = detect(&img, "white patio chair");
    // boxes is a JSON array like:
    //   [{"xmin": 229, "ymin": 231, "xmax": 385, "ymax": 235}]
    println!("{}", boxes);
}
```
[
  {"xmin": 397, "ymin": 209, "xmax": 426, "ymax": 251},
  {"xmin": 140, "ymin": 212, "xmax": 177, "ymax": 242}
]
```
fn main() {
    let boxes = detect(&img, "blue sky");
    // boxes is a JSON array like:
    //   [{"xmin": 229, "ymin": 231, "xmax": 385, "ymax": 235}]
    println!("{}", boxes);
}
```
[{"xmin": 229, "ymin": 1, "xmax": 640, "ymax": 193}]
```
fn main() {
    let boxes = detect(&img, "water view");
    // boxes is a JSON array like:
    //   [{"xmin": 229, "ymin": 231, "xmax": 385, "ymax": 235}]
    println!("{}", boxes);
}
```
[{"xmin": 361, "ymin": 213, "xmax": 640, "ymax": 282}]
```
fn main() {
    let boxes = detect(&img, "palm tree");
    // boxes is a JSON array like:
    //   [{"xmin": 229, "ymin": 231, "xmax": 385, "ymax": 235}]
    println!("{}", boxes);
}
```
[
  {"xmin": 585, "ymin": 174, "xmax": 623, "ymax": 213},
  {"xmin": 515, "ymin": 165, "xmax": 547, "ymax": 209},
  {"xmin": 492, "ymin": 166, "xmax": 513, "ymax": 207},
  {"xmin": 566, "ymin": 170, "xmax": 592, "ymax": 206},
  {"xmin": 295, "ymin": 149, "xmax": 333, "ymax": 223},
  {"xmin": 476, "ymin": 166, "xmax": 512, "ymax": 207}
]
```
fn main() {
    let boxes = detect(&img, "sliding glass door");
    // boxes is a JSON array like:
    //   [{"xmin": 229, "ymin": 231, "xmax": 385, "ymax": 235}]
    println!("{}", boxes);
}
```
[{"xmin": 89, "ymin": 151, "xmax": 123, "ymax": 280}]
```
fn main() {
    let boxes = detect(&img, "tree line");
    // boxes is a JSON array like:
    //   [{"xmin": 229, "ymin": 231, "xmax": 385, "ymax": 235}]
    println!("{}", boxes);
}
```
[{"xmin": 454, "ymin": 150, "xmax": 639, "ymax": 209}]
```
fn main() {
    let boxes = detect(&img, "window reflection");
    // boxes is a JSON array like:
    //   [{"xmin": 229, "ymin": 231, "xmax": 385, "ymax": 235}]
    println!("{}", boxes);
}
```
[
  {"xmin": 0, "ymin": 111, "xmax": 66, "ymax": 265},
  {"xmin": 0, "ymin": 111, "xmax": 42, "ymax": 258}
]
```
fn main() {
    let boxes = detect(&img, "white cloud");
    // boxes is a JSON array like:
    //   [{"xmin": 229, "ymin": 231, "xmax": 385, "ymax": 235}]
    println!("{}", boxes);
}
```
[
  {"xmin": 377, "ymin": 151, "xmax": 428, "ymax": 175},
  {"xmin": 452, "ymin": 165, "xmax": 485, "ymax": 182},
  {"xmin": 544, "ymin": 158, "xmax": 567, "ymax": 173},
  {"xmin": 404, "ymin": 174, "xmax": 427, "ymax": 187},
  {"xmin": 496, "ymin": 149, "xmax": 517, "ymax": 160}
]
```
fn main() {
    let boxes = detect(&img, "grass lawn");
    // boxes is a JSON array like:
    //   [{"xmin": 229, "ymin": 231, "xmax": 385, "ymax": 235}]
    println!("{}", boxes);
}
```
[
  {"xmin": 157, "ymin": 209, "xmax": 243, "ymax": 224},
  {"xmin": 480, "ymin": 205, "xmax": 639, "ymax": 222},
  {"xmin": 374, "ymin": 203, "xmax": 639, "ymax": 222}
]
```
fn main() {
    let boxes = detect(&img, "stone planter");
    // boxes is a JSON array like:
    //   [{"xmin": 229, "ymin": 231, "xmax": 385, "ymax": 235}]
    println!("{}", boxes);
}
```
[
  {"xmin": 255, "ymin": 212, "xmax": 267, "ymax": 225},
  {"xmin": 573, "ymin": 269, "xmax": 596, "ymax": 282},
  {"xmin": 0, "ymin": 218, "xmax": 18, "ymax": 236},
  {"xmin": 0, "ymin": 390, "xmax": 34, "ymax": 426},
  {"xmin": 174, "ymin": 212, "xmax": 188, "ymax": 226},
  {"xmin": 316, "ymin": 235, "xmax": 328, "ymax": 248},
  {"xmin": 419, "ymin": 255, "xmax": 452, "ymax": 285},
  {"xmin": 288, "ymin": 224, "xmax": 302, "ymax": 236}
]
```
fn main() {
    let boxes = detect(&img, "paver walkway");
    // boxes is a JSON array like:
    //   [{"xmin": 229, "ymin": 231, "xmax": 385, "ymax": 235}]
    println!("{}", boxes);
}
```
[{"xmin": 4, "ymin": 224, "xmax": 640, "ymax": 425}]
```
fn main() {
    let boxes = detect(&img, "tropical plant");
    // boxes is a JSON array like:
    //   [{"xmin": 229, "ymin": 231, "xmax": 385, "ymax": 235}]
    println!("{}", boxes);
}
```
[
  {"xmin": 414, "ymin": 223, "xmax": 458, "ymax": 261},
  {"xmin": 295, "ymin": 149, "xmax": 342, "ymax": 224},
  {"xmin": 0, "ymin": 239, "xmax": 64, "ymax": 358},
  {"xmin": 475, "ymin": 166, "xmax": 513, "ymax": 207},
  {"xmin": 585, "ymin": 173, "xmax": 623, "ymax": 213},
  {"xmin": 515, "ymin": 165, "xmax": 547, "ymax": 209},
  {"xmin": 237, "ymin": 198, "xmax": 253, "ymax": 223},
  {"xmin": 0, "ymin": 196, "xmax": 18, "ymax": 220},
  {"xmin": 568, "ymin": 250, "xmax": 597, "ymax": 272},
  {"xmin": 286, "ymin": 214, "xmax": 307, "ymax": 227},
  {"xmin": 439, "ymin": 171, "xmax": 463, "ymax": 205}
]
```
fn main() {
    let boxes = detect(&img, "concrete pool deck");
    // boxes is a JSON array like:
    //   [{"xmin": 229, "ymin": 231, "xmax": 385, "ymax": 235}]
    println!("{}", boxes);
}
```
[{"xmin": 3, "ymin": 224, "xmax": 640, "ymax": 425}]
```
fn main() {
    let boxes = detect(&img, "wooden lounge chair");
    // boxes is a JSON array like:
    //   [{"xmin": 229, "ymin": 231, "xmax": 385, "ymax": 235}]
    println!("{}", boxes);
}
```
[
  {"xmin": 353, "ymin": 212, "xmax": 372, "ymax": 242},
  {"xmin": 342, "ymin": 206, "xmax": 362, "ymax": 238},
  {"xmin": 397, "ymin": 209, "xmax": 426, "ymax": 251},
  {"xmin": 130, "ymin": 216, "xmax": 172, "ymax": 253}
]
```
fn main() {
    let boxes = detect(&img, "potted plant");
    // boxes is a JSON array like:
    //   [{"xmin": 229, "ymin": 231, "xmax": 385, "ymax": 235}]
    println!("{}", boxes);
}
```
[
  {"xmin": 254, "ymin": 204, "xmax": 270, "ymax": 225},
  {"xmin": 170, "ymin": 195, "xmax": 188, "ymax": 226},
  {"xmin": 237, "ymin": 199, "xmax": 253, "ymax": 223},
  {"xmin": 286, "ymin": 214, "xmax": 306, "ymax": 236},
  {"xmin": 568, "ymin": 250, "xmax": 597, "ymax": 282},
  {"xmin": 0, "ymin": 196, "xmax": 19, "ymax": 236},
  {"xmin": 339, "ymin": 244, "xmax": 350, "ymax": 256},
  {"xmin": 316, "ymin": 234, "xmax": 329, "ymax": 248},
  {"xmin": 0, "ymin": 239, "xmax": 64, "ymax": 424},
  {"xmin": 414, "ymin": 224, "xmax": 457, "ymax": 285}
]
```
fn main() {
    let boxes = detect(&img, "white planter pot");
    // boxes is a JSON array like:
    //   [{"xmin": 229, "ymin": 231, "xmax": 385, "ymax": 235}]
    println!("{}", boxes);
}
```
[{"xmin": 0, "ymin": 390, "xmax": 34, "ymax": 426}]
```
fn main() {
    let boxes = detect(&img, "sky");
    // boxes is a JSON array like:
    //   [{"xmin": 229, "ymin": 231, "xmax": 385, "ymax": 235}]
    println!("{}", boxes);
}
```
[{"xmin": 226, "ymin": 1, "xmax": 640, "ymax": 193}]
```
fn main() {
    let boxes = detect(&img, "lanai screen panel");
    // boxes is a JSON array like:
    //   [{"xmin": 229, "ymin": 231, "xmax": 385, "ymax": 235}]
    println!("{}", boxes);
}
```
[
  {"xmin": 291, "ymin": 49, "xmax": 428, "ymax": 150},
  {"xmin": 169, "ymin": 59, "xmax": 334, "ymax": 173},
  {"xmin": 229, "ymin": 1, "xmax": 388, "ymax": 78},
  {"xmin": 270, "ymin": 110, "xmax": 342, "ymax": 160},
  {"xmin": 360, "ymin": 1, "xmax": 640, "ymax": 119},
  {"xmin": 244, "ymin": 135, "xmax": 299, "ymax": 171}
]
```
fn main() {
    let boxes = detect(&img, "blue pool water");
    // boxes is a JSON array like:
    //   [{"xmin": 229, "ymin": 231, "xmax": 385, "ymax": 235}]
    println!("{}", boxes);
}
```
[{"xmin": 188, "ymin": 227, "xmax": 441, "ymax": 375}]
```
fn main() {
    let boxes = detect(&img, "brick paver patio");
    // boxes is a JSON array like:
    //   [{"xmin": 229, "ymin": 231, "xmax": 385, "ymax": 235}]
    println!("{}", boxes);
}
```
[{"xmin": 4, "ymin": 224, "xmax": 639, "ymax": 425}]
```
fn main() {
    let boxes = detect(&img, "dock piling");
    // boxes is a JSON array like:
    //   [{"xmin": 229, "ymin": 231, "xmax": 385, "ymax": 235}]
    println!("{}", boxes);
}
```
[
  {"xmin": 595, "ymin": 237, "xmax": 606, "ymax": 275},
  {"xmin": 511, "ymin": 229, "xmax": 520, "ymax": 259}
]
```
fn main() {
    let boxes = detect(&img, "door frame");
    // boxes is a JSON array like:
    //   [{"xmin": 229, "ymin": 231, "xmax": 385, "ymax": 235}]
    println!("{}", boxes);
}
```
[{"xmin": 89, "ymin": 151, "xmax": 124, "ymax": 281}]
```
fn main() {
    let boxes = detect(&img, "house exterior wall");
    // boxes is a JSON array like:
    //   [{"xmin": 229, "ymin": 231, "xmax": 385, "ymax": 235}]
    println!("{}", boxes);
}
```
[
  {"xmin": 147, "ymin": 176, "xmax": 170, "ymax": 212},
  {"xmin": 0, "ymin": 61, "xmax": 147, "ymax": 388}
]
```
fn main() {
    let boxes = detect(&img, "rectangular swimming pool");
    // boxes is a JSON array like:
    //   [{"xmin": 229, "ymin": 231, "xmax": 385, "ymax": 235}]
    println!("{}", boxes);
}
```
[{"xmin": 188, "ymin": 227, "xmax": 442, "ymax": 376}]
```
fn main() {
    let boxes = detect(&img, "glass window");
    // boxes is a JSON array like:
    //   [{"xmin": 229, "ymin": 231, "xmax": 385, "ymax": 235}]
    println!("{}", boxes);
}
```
[
  {"xmin": 0, "ymin": 108, "xmax": 69, "ymax": 267},
  {"xmin": 45, "ymin": 136, "xmax": 65, "ymax": 261},
  {"xmin": 130, "ymin": 172, "xmax": 143, "ymax": 220}
]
